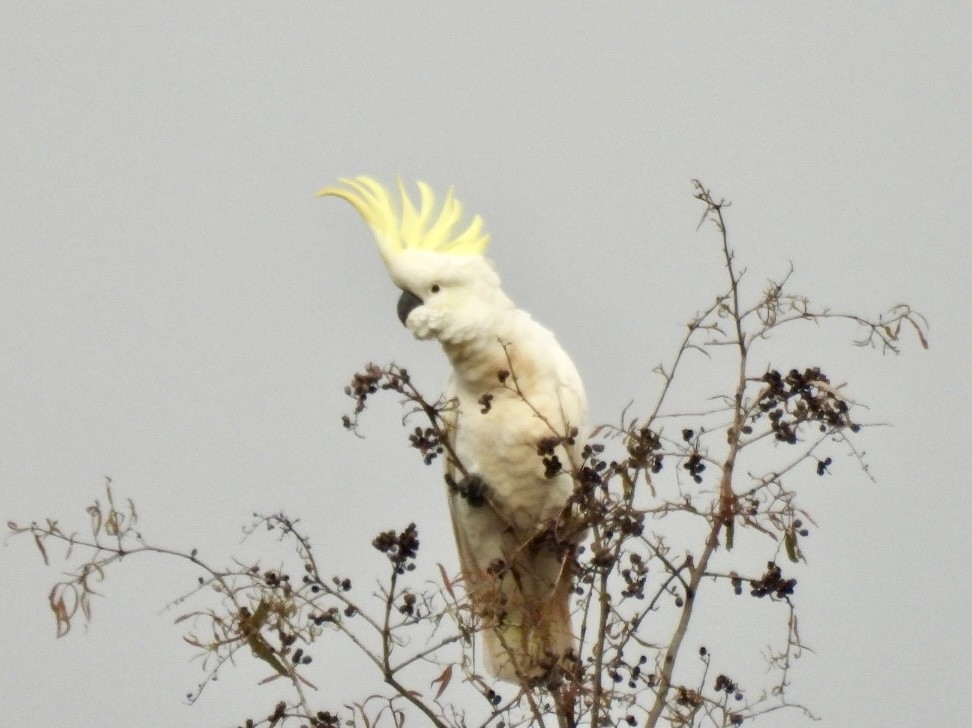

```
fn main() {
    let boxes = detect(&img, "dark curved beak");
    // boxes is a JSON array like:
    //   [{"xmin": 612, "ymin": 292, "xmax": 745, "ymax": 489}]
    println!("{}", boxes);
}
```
[{"xmin": 397, "ymin": 289, "xmax": 423, "ymax": 326}]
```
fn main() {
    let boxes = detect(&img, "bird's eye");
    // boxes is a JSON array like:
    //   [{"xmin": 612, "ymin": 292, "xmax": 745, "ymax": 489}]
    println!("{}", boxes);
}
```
[{"xmin": 431, "ymin": 284, "xmax": 441, "ymax": 293}]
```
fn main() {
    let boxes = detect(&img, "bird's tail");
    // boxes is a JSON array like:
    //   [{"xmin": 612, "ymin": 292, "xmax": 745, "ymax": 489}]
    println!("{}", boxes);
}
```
[{"xmin": 481, "ymin": 558, "xmax": 576, "ymax": 684}]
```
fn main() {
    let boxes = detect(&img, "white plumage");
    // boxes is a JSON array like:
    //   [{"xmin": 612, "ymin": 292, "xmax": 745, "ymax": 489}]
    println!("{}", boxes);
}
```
[{"xmin": 320, "ymin": 177, "xmax": 586, "ymax": 683}]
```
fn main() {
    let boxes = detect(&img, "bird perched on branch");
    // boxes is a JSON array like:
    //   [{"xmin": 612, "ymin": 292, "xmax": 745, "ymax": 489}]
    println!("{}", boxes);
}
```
[{"xmin": 319, "ymin": 176, "xmax": 587, "ymax": 684}]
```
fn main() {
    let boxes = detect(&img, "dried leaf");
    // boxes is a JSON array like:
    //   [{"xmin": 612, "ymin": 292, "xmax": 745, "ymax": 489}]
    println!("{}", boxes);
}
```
[
  {"xmin": 49, "ymin": 585, "xmax": 71, "ymax": 637},
  {"xmin": 105, "ymin": 509, "xmax": 120, "ymax": 536},
  {"xmin": 431, "ymin": 663, "xmax": 453, "ymax": 699},
  {"xmin": 80, "ymin": 591, "xmax": 93, "ymax": 621},
  {"xmin": 355, "ymin": 702, "xmax": 372, "ymax": 728},
  {"xmin": 615, "ymin": 467, "xmax": 629, "ymax": 496},
  {"xmin": 438, "ymin": 563, "xmax": 456, "ymax": 602},
  {"xmin": 296, "ymin": 673, "xmax": 318, "ymax": 691},
  {"xmin": 127, "ymin": 498, "xmax": 138, "ymax": 524},
  {"xmin": 87, "ymin": 505, "xmax": 102, "ymax": 538},
  {"xmin": 33, "ymin": 532, "xmax": 49, "ymax": 566}
]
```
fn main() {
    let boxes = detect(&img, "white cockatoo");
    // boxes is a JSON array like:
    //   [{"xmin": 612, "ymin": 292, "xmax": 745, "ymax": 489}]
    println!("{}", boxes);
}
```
[{"xmin": 319, "ymin": 177, "xmax": 587, "ymax": 684}]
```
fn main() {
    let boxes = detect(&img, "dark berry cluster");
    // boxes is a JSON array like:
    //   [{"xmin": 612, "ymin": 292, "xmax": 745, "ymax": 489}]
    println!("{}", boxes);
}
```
[
  {"xmin": 398, "ymin": 591, "xmax": 417, "ymax": 616},
  {"xmin": 342, "ymin": 363, "xmax": 413, "ymax": 428},
  {"xmin": 675, "ymin": 686, "xmax": 703, "ymax": 707},
  {"xmin": 300, "ymin": 569, "xmax": 351, "ymax": 597},
  {"xmin": 311, "ymin": 607, "xmax": 340, "ymax": 625},
  {"xmin": 276, "ymin": 627, "xmax": 297, "ymax": 650},
  {"xmin": 262, "ymin": 569, "xmax": 291, "ymax": 594},
  {"xmin": 582, "ymin": 442, "xmax": 605, "ymax": 459},
  {"xmin": 714, "ymin": 673, "xmax": 743, "ymax": 701},
  {"xmin": 542, "ymin": 453, "xmax": 563, "ymax": 479},
  {"xmin": 626, "ymin": 425, "xmax": 664, "ymax": 473},
  {"xmin": 792, "ymin": 519, "xmax": 809, "ymax": 538},
  {"xmin": 682, "ymin": 452, "xmax": 706, "ymax": 484},
  {"xmin": 740, "ymin": 491, "xmax": 759, "ymax": 517},
  {"xmin": 730, "ymin": 572, "xmax": 744, "ymax": 595},
  {"xmin": 409, "ymin": 425, "xmax": 444, "ymax": 465},
  {"xmin": 310, "ymin": 710, "xmax": 341, "ymax": 728},
  {"xmin": 575, "ymin": 442, "xmax": 609, "ymax": 494},
  {"xmin": 446, "ymin": 473, "xmax": 489, "ymax": 507},
  {"xmin": 478, "ymin": 392, "xmax": 494, "ymax": 413},
  {"xmin": 749, "ymin": 562, "xmax": 796, "ymax": 599},
  {"xmin": 620, "ymin": 553, "xmax": 648, "ymax": 599},
  {"xmin": 290, "ymin": 647, "xmax": 312, "ymax": 666},
  {"xmin": 755, "ymin": 367, "xmax": 858, "ymax": 444},
  {"xmin": 536, "ymin": 428, "xmax": 578, "ymax": 479},
  {"xmin": 608, "ymin": 653, "xmax": 651, "ymax": 691},
  {"xmin": 612, "ymin": 510, "xmax": 645, "ymax": 539},
  {"xmin": 372, "ymin": 523, "xmax": 420, "ymax": 575},
  {"xmin": 344, "ymin": 364, "xmax": 384, "ymax": 417}
]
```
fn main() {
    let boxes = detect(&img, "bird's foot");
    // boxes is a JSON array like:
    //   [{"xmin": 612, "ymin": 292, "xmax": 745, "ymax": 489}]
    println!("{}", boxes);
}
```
[{"xmin": 457, "ymin": 474, "xmax": 490, "ymax": 507}]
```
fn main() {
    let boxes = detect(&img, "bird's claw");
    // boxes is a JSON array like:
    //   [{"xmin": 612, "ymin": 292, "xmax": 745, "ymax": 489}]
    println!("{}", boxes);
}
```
[{"xmin": 458, "ymin": 474, "xmax": 490, "ymax": 508}]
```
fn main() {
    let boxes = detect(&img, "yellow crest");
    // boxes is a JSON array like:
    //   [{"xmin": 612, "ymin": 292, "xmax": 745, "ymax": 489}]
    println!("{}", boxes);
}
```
[{"xmin": 317, "ymin": 176, "xmax": 490, "ymax": 261}]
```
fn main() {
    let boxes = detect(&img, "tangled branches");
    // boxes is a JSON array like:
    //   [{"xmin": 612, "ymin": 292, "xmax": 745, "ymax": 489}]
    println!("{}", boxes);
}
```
[{"xmin": 9, "ymin": 182, "xmax": 926, "ymax": 727}]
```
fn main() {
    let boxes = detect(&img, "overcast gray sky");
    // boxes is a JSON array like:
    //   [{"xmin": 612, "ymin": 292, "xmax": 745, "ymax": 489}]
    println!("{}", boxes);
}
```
[{"xmin": 2, "ymin": 3, "xmax": 970, "ymax": 726}]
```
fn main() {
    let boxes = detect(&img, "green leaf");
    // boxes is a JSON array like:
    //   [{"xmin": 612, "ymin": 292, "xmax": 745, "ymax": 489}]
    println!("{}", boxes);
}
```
[{"xmin": 784, "ymin": 531, "xmax": 798, "ymax": 563}]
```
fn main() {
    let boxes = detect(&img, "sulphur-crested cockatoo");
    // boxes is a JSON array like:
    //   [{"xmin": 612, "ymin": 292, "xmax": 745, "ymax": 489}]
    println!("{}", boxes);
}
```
[{"xmin": 319, "ymin": 177, "xmax": 586, "ymax": 684}]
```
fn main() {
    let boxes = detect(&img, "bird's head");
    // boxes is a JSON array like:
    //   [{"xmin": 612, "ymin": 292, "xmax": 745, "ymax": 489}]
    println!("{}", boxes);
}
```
[{"xmin": 318, "ymin": 176, "xmax": 510, "ymax": 344}]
